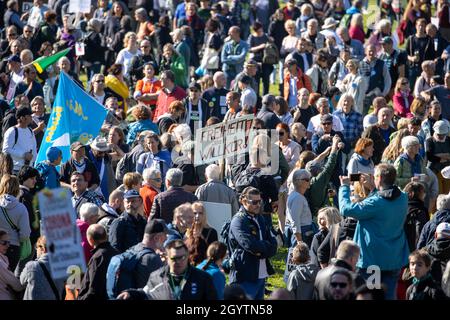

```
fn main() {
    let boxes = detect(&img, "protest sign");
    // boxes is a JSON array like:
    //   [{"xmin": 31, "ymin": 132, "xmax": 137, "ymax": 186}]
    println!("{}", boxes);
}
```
[
  {"xmin": 201, "ymin": 202, "xmax": 232, "ymax": 242},
  {"xmin": 68, "ymin": 0, "xmax": 91, "ymax": 13},
  {"xmin": 193, "ymin": 115, "xmax": 254, "ymax": 166},
  {"xmin": 38, "ymin": 188, "xmax": 86, "ymax": 280}
]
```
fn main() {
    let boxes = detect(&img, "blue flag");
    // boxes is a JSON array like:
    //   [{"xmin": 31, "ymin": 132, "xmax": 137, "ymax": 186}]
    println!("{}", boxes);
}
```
[{"xmin": 36, "ymin": 72, "xmax": 108, "ymax": 164}]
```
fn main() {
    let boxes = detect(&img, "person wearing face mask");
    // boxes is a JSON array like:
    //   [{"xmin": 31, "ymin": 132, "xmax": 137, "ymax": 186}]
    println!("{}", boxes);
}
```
[{"xmin": 425, "ymin": 120, "xmax": 450, "ymax": 194}]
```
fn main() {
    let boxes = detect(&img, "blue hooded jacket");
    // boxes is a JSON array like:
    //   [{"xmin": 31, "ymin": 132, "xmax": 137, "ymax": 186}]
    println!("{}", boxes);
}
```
[
  {"xmin": 35, "ymin": 161, "xmax": 60, "ymax": 189},
  {"xmin": 339, "ymin": 185, "xmax": 410, "ymax": 270}
]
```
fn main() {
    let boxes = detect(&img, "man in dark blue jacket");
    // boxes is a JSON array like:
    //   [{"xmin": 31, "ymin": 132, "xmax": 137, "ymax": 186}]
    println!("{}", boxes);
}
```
[
  {"xmin": 228, "ymin": 187, "xmax": 277, "ymax": 300},
  {"xmin": 109, "ymin": 190, "xmax": 147, "ymax": 253},
  {"xmin": 256, "ymin": 94, "xmax": 281, "ymax": 130}
]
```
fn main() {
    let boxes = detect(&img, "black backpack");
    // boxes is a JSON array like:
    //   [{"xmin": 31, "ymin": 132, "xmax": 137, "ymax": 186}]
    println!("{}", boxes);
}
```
[
  {"xmin": 262, "ymin": 42, "xmax": 280, "ymax": 65},
  {"xmin": 233, "ymin": 168, "xmax": 262, "ymax": 195}
]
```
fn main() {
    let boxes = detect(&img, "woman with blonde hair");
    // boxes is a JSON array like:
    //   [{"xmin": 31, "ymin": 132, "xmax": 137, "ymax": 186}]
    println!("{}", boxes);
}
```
[
  {"xmin": 115, "ymin": 32, "xmax": 142, "ymax": 79},
  {"xmin": 310, "ymin": 206, "xmax": 342, "ymax": 266},
  {"xmin": 348, "ymin": 13, "xmax": 365, "ymax": 44},
  {"xmin": 393, "ymin": 77, "xmax": 414, "ymax": 118},
  {"xmin": 185, "ymin": 202, "xmax": 218, "ymax": 266},
  {"xmin": 105, "ymin": 63, "xmax": 130, "ymax": 113},
  {"xmin": 0, "ymin": 175, "xmax": 31, "ymax": 274},
  {"xmin": 381, "ymin": 128, "xmax": 411, "ymax": 164}
]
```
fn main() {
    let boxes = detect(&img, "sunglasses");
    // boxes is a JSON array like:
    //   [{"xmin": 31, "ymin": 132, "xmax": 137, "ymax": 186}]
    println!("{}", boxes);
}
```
[
  {"xmin": 247, "ymin": 199, "xmax": 262, "ymax": 205},
  {"xmin": 278, "ymin": 131, "xmax": 285, "ymax": 136},
  {"xmin": 8, "ymin": 33, "xmax": 17, "ymax": 37},
  {"xmin": 0, "ymin": 240, "xmax": 10, "ymax": 246},
  {"xmin": 301, "ymin": 178, "xmax": 310, "ymax": 182},
  {"xmin": 95, "ymin": 80, "xmax": 104, "ymax": 83},
  {"xmin": 330, "ymin": 282, "xmax": 348, "ymax": 289},
  {"xmin": 322, "ymin": 122, "xmax": 332, "ymax": 126},
  {"xmin": 194, "ymin": 211, "xmax": 204, "ymax": 215},
  {"xmin": 169, "ymin": 255, "xmax": 187, "ymax": 262},
  {"xmin": 152, "ymin": 177, "xmax": 162, "ymax": 182},
  {"xmin": 401, "ymin": 82, "xmax": 408, "ymax": 85},
  {"xmin": 141, "ymin": 45, "xmax": 150, "ymax": 48}
]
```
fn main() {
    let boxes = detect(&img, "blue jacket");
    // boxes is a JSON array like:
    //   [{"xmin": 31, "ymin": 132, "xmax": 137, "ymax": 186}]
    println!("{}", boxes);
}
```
[
  {"xmin": 417, "ymin": 209, "xmax": 450, "ymax": 249},
  {"xmin": 228, "ymin": 208, "xmax": 277, "ymax": 283},
  {"xmin": 164, "ymin": 222, "xmax": 183, "ymax": 247},
  {"xmin": 126, "ymin": 119, "xmax": 160, "ymax": 145},
  {"xmin": 339, "ymin": 185, "xmax": 410, "ymax": 270},
  {"xmin": 35, "ymin": 161, "xmax": 60, "ymax": 189},
  {"xmin": 108, "ymin": 212, "xmax": 147, "ymax": 253},
  {"xmin": 221, "ymin": 40, "xmax": 249, "ymax": 76},
  {"xmin": 196, "ymin": 260, "xmax": 226, "ymax": 299}
]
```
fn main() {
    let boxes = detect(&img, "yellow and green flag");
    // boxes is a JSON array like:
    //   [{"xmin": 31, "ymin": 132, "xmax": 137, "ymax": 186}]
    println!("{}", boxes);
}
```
[{"xmin": 32, "ymin": 48, "xmax": 71, "ymax": 73}]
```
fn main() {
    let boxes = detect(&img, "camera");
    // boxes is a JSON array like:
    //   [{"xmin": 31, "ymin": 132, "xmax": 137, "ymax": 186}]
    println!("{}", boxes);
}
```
[{"xmin": 349, "ymin": 173, "xmax": 361, "ymax": 182}]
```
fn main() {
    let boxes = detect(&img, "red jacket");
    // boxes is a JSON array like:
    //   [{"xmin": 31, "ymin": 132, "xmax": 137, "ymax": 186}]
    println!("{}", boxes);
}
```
[
  {"xmin": 283, "ymin": 67, "xmax": 312, "ymax": 101},
  {"xmin": 154, "ymin": 86, "xmax": 187, "ymax": 121},
  {"xmin": 140, "ymin": 184, "xmax": 159, "ymax": 219}
]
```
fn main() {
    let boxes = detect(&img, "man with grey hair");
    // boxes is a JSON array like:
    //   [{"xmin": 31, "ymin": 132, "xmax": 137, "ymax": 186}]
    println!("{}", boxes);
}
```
[
  {"xmin": 301, "ymin": 19, "xmax": 325, "ymax": 51},
  {"xmin": 78, "ymin": 224, "xmax": 119, "ymax": 300},
  {"xmin": 195, "ymin": 164, "xmax": 239, "ymax": 215},
  {"xmin": 257, "ymin": 94, "xmax": 281, "ymax": 130},
  {"xmin": 202, "ymin": 71, "xmax": 229, "ymax": 121},
  {"xmin": 140, "ymin": 168, "xmax": 162, "ymax": 217},
  {"xmin": 417, "ymin": 194, "xmax": 450, "ymax": 249},
  {"xmin": 306, "ymin": 97, "xmax": 343, "ymax": 140},
  {"xmin": 164, "ymin": 202, "xmax": 195, "ymax": 246},
  {"xmin": 150, "ymin": 168, "xmax": 198, "ymax": 223}
]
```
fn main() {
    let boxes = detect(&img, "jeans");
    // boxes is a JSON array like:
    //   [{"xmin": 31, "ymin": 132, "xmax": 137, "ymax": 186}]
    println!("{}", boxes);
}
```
[
  {"xmin": 238, "ymin": 278, "xmax": 266, "ymax": 300},
  {"xmin": 358, "ymin": 268, "xmax": 401, "ymax": 300},
  {"xmin": 284, "ymin": 225, "xmax": 315, "ymax": 249}
]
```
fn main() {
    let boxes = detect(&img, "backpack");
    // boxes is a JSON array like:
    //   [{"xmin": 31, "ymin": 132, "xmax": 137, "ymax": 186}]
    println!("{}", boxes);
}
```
[
  {"xmin": 233, "ymin": 168, "xmax": 262, "ymax": 195},
  {"xmin": 115, "ymin": 152, "xmax": 136, "ymax": 183},
  {"xmin": 106, "ymin": 247, "xmax": 153, "ymax": 299},
  {"xmin": 339, "ymin": 13, "xmax": 352, "ymax": 29},
  {"xmin": 262, "ymin": 42, "xmax": 280, "ymax": 65}
]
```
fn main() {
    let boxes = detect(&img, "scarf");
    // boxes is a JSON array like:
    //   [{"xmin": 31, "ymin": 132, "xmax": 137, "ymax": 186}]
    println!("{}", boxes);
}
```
[
  {"xmin": 400, "ymin": 153, "xmax": 422, "ymax": 176},
  {"xmin": 73, "ymin": 159, "xmax": 86, "ymax": 173},
  {"xmin": 356, "ymin": 154, "xmax": 371, "ymax": 166},
  {"xmin": 412, "ymin": 273, "xmax": 432, "ymax": 285}
]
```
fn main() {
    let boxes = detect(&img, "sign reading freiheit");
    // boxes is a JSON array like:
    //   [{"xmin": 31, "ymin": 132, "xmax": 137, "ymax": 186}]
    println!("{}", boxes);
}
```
[
  {"xmin": 38, "ymin": 188, "xmax": 86, "ymax": 280},
  {"xmin": 193, "ymin": 115, "xmax": 254, "ymax": 166}
]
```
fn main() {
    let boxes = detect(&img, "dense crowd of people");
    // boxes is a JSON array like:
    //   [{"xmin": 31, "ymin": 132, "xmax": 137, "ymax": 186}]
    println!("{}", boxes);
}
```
[{"xmin": 0, "ymin": 0, "xmax": 450, "ymax": 301}]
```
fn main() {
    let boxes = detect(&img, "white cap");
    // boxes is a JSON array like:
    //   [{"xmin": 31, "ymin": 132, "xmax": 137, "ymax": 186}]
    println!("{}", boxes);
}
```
[{"xmin": 436, "ymin": 222, "xmax": 450, "ymax": 238}]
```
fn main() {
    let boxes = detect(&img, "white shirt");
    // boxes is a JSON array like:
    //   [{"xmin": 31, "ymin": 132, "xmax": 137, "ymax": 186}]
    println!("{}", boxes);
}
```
[
  {"xmin": 249, "ymin": 215, "xmax": 269, "ymax": 279},
  {"xmin": 2, "ymin": 126, "xmax": 37, "ymax": 171},
  {"xmin": 307, "ymin": 114, "xmax": 344, "ymax": 134},
  {"xmin": 240, "ymin": 87, "xmax": 257, "ymax": 109},
  {"xmin": 115, "ymin": 49, "xmax": 142, "ymax": 77}
]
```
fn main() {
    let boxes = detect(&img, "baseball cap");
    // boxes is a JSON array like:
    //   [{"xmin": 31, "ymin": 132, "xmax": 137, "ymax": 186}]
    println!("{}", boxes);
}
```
[
  {"xmin": 70, "ymin": 141, "xmax": 84, "ymax": 151},
  {"xmin": 188, "ymin": 81, "xmax": 201, "ymax": 91},
  {"xmin": 262, "ymin": 94, "xmax": 276, "ymax": 106},
  {"xmin": 321, "ymin": 114, "xmax": 333, "ymax": 124},
  {"xmin": 145, "ymin": 219, "xmax": 168, "ymax": 235},
  {"xmin": 433, "ymin": 120, "xmax": 449, "ymax": 135},
  {"xmin": 46, "ymin": 146, "xmax": 62, "ymax": 162},
  {"xmin": 124, "ymin": 189, "xmax": 141, "ymax": 200},
  {"xmin": 436, "ymin": 222, "xmax": 450, "ymax": 238},
  {"xmin": 380, "ymin": 36, "xmax": 393, "ymax": 44},
  {"xmin": 245, "ymin": 59, "xmax": 258, "ymax": 67},
  {"xmin": 7, "ymin": 55, "xmax": 21, "ymax": 63}
]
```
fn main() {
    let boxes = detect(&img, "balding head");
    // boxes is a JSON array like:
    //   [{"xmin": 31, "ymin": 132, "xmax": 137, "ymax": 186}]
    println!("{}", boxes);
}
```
[
  {"xmin": 86, "ymin": 224, "xmax": 107, "ymax": 247},
  {"xmin": 213, "ymin": 71, "xmax": 226, "ymax": 88}
]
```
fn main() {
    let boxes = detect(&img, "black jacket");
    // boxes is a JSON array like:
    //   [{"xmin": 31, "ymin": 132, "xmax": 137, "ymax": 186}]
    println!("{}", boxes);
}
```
[
  {"xmin": 425, "ymin": 238, "xmax": 450, "ymax": 281},
  {"xmin": 405, "ymin": 199, "xmax": 429, "ymax": 252},
  {"xmin": 406, "ymin": 275, "xmax": 447, "ymax": 300},
  {"xmin": 256, "ymin": 106, "xmax": 281, "ymax": 130},
  {"xmin": 127, "ymin": 265, "xmax": 217, "ymax": 300},
  {"xmin": 78, "ymin": 242, "xmax": 119, "ymax": 300},
  {"xmin": 109, "ymin": 212, "xmax": 147, "ymax": 253},
  {"xmin": 18, "ymin": 186, "xmax": 40, "ymax": 245},
  {"xmin": 60, "ymin": 157, "xmax": 100, "ymax": 188},
  {"xmin": 150, "ymin": 187, "xmax": 198, "ymax": 224}
]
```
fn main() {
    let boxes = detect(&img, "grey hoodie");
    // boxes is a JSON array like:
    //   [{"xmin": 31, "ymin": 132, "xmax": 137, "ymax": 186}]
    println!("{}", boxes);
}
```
[
  {"xmin": 0, "ymin": 194, "xmax": 31, "ymax": 246},
  {"xmin": 286, "ymin": 263, "xmax": 319, "ymax": 300}
]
